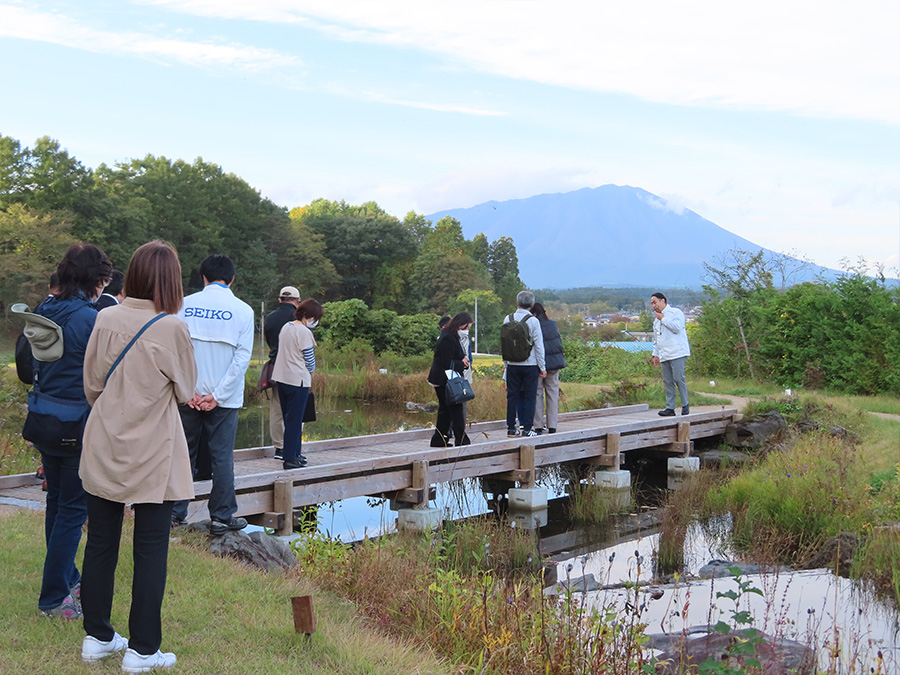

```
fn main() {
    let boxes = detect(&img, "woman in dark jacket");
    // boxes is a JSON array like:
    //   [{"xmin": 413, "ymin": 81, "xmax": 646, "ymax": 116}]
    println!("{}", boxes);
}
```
[
  {"xmin": 428, "ymin": 312, "xmax": 473, "ymax": 447},
  {"xmin": 531, "ymin": 303, "xmax": 566, "ymax": 433},
  {"xmin": 27, "ymin": 244, "xmax": 112, "ymax": 619}
]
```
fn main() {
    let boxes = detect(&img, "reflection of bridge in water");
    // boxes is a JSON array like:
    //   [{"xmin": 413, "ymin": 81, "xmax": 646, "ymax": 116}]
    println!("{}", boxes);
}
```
[{"xmin": 0, "ymin": 404, "xmax": 737, "ymax": 535}]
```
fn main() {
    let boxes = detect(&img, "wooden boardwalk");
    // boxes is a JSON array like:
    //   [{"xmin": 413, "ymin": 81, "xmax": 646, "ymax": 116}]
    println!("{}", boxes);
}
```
[{"xmin": 0, "ymin": 404, "xmax": 737, "ymax": 534}]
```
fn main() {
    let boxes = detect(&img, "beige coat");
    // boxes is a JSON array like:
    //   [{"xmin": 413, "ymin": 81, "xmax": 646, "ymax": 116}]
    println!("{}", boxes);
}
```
[
  {"xmin": 80, "ymin": 298, "xmax": 197, "ymax": 504},
  {"xmin": 272, "ymin": 321, "xmax": 316, "ymax": 387}
]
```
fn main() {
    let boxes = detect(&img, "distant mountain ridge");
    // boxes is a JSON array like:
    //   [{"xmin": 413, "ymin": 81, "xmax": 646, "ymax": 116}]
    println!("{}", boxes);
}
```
[{"xmin": 426, "ymin": 184, "xmax": 826, "ymax": 289}]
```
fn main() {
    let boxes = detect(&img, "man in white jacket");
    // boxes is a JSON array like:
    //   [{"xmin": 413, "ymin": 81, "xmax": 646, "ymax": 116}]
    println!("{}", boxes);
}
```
[
  {"xmin": 171, "ymin": 255, "xmax": 255, "ymax": 535},
  {"xmin": 650, "ymin": 292, "xmax": 691, "ymax": 417}
]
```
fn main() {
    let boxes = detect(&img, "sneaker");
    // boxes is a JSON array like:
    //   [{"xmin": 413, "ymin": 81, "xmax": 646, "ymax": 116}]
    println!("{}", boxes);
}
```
[
  {"xmin": 681, "ymin": 406, "xmax": 690, "ymax": 415},
  {"xmin": 658, "ymin": 409, "xmax": 676, "ymax": 417},
  {"xmin": 282, "ymin": 458, "xmax": 305, "ymax": 470},
  {"xmin": 170, "ymin": 516, "xmax": 186, "ymax": 529},
  {"xmin": 82, "ymin": 632, "xmax": 128, "ymax": 662},
  {"xmin": 522, "ymin": 429, "xmax": 540, "ymax": 438},
  {"xmin": 507, "ymin": 429, "xmax": 520, "ymax": 438},
  {"xmin": 547, "ymin": 427, "xmax": 557, "ymax": 434},
  {"xmin": 70, "ymin": 582, "xmax": 81, "ymax": 600},
  {"xmin": 209, "ymin": 516, "xmax": 248, "ymax": 536},
  {"xmin": 40, "ymin": 594, "xmax": 82, "ymax": 619},
  {"xmin": 122, "ymin": 648, "xmax": 176, "ymax": 673},
  {"xmin": 273, "ymin": 448, "xmax": 283, "ymax": 461}
]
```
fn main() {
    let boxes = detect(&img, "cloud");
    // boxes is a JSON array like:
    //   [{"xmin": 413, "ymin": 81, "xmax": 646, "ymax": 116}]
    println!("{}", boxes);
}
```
[
  {"xmin": 645, "ymin": 194, "xmax": 686, "ymax": 216},
  {"xmin": 0, "ymin": 5, "xmax": 299, "ymax": 71},
  {"xmin": 139, "ymin": 0, "xmax": 900, "ymax": 126}
]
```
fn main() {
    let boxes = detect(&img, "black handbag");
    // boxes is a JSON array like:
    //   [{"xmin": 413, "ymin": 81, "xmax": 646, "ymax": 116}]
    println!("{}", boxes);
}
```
[
  {"xmin": 445, "ymin": 373, "xmax": 475, "ymax": 405},
  {"xmin": 22, "ymin": 390, "xmax": 90, "ymax": 451},
  {"xmin": 303, "ymin": 391, "xmax": 316, "ymax": 422},
  {"xmin": 257, "ymin": 359, "xmax": 276, "ymax": 392}
]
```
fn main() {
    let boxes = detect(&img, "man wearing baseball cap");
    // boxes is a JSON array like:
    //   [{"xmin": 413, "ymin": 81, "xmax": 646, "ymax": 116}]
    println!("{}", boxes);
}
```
[{"xmin": 264, "ymin": 286, "xmax": 301, "ymax": 459}]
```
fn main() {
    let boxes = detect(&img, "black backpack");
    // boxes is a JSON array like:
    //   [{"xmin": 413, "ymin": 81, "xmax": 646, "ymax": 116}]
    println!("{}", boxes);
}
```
[{"xmin": 500, "ymin": 313, "xmax": 534, "ymax": 362}]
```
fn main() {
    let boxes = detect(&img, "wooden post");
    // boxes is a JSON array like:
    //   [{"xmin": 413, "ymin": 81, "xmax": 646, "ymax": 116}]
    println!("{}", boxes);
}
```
[
  {"xmin": 291, "ymin": 595, "xmax": 316, "ymax": 635},
  {"xmin": 677, "ymin": 422, "xmax": 692, "ymax": 457},
  {"xmin": 273, "ymin": 479, "xmax": 293, "ymax": 536},
  {"xmin": 411, "ymin": 460, "xmax": 428, "ymax": 509},
  {"xmin": 606, "ymin": 432, "xmax": 621, "ymax": 470},
  {"xmin": 520, "ymin": 444, "xmax": 536, "ymax": 488}
]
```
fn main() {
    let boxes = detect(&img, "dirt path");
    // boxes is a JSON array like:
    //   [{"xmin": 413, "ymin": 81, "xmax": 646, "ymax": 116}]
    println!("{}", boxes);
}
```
[{"xmin": 696, "ymin": 392, "xmax": 753, "ymax": 411}]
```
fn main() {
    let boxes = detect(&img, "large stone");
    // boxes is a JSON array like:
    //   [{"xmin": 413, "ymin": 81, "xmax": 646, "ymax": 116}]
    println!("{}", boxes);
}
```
[
  {"xmin": 207, "ymin": 528, "xmax": 298, "ymax": 572},
  {"xmin": 696, "ymin": 449, "xmax": 753, "ymax": 469},
  {"xmin": 649, "ymin": 627, "xmax": 816, "ymax": 674},
  {"xmin": 697, "ymin": 560, "xmax": 790, "ymax": 579},
  {"xmin": 724, "ymin": 410, "xmax": 787, "ymax": 449},
  {"xmin": 803, "ymin": 531, "xmax": 858, "ymax": 576}
]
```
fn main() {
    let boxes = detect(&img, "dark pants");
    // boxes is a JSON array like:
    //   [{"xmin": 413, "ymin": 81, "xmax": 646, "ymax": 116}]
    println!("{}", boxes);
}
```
[
  {"xmin": 172, "ymin": 405, "xmax": 239, "ymax": 523},
  {"xmin": 506, "ymin": 365, "xmax": 540, "ymax": 433},
  {"xmin": 81, "ymin": 495, "xmax": 173, "ymax": 656},
  {"xmin": 38, "ymin": 450, "xmax": 86, "ymax": 611},
  {"xmin": 277, "ymin": 382, "xmax": 309, "ymax": 462},
  {"xmin": 431, "ymin": 385, "xmax": 469, "ymax": 447}
]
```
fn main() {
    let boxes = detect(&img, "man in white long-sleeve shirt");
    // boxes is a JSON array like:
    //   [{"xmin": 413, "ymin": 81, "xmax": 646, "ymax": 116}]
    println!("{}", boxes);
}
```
[
  {"xmin": 650, "ymin": 292, "xmax": 691, "ymax": 417},
  {"xmin": 503, "ymin": 290, "xmax": 546, "ymax": 437},
  {"xmin": 171, "ymin": 255, "xmax": 255, "ymax": 535}
]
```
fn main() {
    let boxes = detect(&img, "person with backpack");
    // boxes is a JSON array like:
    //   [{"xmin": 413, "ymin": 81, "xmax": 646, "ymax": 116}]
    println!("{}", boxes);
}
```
[{"xmin": 501, "ymin": 291, "xmax": 545, "ymax": 438}]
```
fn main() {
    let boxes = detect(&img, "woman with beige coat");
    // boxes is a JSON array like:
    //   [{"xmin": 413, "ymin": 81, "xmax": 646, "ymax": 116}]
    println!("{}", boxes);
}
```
[{"xmin": 78, "ymin": 241, "xmax": 196, "ymax": 673}]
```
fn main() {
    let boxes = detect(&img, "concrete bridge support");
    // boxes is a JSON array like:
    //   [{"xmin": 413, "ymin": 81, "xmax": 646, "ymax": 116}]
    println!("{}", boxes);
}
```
[{"xmin": 396, "ymin": 459, "xmax": 444, "ymax": 531}]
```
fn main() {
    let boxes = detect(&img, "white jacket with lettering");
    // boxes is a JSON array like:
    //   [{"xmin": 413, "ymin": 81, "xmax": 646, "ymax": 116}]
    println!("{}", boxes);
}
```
[{"xmin": 179, "ymin": 283, "xmax": 254, "ymax": 409}]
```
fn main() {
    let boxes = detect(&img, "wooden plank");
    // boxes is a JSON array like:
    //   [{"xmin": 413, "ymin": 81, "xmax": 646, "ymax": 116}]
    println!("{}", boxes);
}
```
[
  {"xmin": 607, "ymin": 432, "xmax": 621, "ymax": 470},
  {"xmin": 246, "ymin": 512, "xmax": 285, "ymax": 529},
  {"xmin": 273, "ymin": 479, "xmax": 293, "ymax": 536},
  {"xmin": 520, "ymin": 445, "xmax": 536, "ymax": 488},
  {"xmin": 490, "ymin": 469, "xmax": 532, "ymax": 484},
  {"xmin": 0, "ymin": 473, "xmax": 42, "ymax": 490},
  {"xmin": 291, "ymin": 596, "xmax": 316, "ymax": 635},
  {"xmin": 677, "ymin": 421, "xmax": 690, "ymax": 443}
]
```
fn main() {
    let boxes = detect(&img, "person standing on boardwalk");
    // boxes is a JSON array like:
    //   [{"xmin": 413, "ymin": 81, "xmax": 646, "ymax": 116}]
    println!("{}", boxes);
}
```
[
  {"xmin": 530, "ymin": 302, "xmax": 565, "ymax": 433},
  {"xmin": 502, "ymin": 290, "xmax": 546, "ymax": 438},
  {"xmin": 272, "ymin": 298, "xmax": 323, "ymax": 470},
  {"xmin": 171, "ymin": 254, "xmax": 254, "ymax": 535},
  {"xmin": 650, "ymin": 292, "xmax": 691, "ymax": 416},
  {"xmin": 263, "ymin": 286, "xmax": 301, "ymax": 460},
  {"xmin": 79, "ymin": 241, "xmax": 196, "ymax": 671},
  {"xmin": 428, "ymin": 312, "xmax": 473, "ymax": 447},
  {"xmin": 94, "ymin": 269, "xmax": 125, "ymax": 310}
]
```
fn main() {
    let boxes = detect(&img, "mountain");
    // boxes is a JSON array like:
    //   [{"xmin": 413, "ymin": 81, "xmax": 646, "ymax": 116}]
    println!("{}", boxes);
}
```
[{"xmin": 426, "ymin": 184, "xmax": 814, "ymax": 289}]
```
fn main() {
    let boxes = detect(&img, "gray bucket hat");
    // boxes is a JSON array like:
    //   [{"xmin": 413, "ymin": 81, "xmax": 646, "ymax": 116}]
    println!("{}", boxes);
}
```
[{"xmin": 10, "ymin": 303, "xmax": 64, "ymax": 362}]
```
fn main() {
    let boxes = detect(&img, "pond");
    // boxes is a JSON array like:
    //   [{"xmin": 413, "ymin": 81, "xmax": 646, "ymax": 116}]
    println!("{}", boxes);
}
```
[{"xmin": 239, "ymin": 396, "xmax": 900, "ymax": 673}]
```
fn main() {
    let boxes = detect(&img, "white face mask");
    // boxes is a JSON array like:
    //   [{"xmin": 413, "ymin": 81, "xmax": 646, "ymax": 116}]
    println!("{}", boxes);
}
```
[
  {"xmin": 307, "ymin": 319, "xmax": 318, "ymax": 329},
  {"xmin": 458, "ymin": 329, "xmax": 469, "ymax": 337}
]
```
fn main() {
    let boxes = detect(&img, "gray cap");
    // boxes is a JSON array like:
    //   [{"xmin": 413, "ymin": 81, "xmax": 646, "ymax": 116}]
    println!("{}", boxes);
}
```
[{"xmin": 10, "ymin": 303, "xmax": 64, "ymax": 362}]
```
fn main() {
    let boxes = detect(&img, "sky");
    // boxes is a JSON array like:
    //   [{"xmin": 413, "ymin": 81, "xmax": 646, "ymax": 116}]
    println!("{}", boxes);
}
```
[{"xmin": 1, "ymin": 0, "xmax": 899, "ymax": 277}]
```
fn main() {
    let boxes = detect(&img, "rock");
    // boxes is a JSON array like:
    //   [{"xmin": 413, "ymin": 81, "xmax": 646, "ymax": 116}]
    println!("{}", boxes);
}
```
[
  {"xmin": 207, "ymin": 528, "xmax": 298, "ymax": 573},
  {"xmin": 544, "ymin": 573, "xmax": 603, "ymax": 595},
  {"xmin": 803, "ymin": 532, "xmax": 858, "ymax": 576},
  {"xmin": 649, "ymin": 627, "xmax": 815, "ymax": 674},
  {"xmin": 696, "ymin": 449, "xmax": 753, "ymax": 469},
  {"xmin": 406, "ymin": 401, "xmax": 438, "ymax": 413},
  {"xmin": 697, "ymin": 560, "xmax": 790, "ymax": 579},
  {"xmin": 724, "ymin": 410, "xmax": 786, "ymax": 450}
]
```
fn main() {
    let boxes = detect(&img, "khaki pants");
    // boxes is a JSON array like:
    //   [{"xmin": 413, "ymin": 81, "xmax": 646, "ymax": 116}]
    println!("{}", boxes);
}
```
[
  {"xmin": 269, "ymin": 385, "xmax": 284, "ymax": 451},
  {"xmin": 534, "ymin": 370, "xmax": 561, "ymax": 430}
]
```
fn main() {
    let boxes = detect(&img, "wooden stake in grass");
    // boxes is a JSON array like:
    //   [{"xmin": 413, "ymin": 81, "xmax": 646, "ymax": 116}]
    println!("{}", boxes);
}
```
[{"xmin": 291, "ymin": 595, "xmax": 316, "ymax": 636}]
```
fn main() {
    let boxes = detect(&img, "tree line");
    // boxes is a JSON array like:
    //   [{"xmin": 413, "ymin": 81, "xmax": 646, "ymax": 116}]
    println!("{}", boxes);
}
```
[{"xmin": 0, "ymin": 134, "xmax": 525, "ymax": 351}]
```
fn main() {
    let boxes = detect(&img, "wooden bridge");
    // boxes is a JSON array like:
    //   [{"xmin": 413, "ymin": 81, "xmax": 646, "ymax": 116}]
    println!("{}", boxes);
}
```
[{"xmin": 0, "ymin": 404, "xmax": 738, "ymax": 534}]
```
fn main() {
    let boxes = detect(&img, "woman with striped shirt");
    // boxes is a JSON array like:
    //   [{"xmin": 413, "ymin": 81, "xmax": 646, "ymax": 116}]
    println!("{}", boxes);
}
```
[{"xmin": 272, "ymin": 299, "xmax": 323, "ymax": 470}]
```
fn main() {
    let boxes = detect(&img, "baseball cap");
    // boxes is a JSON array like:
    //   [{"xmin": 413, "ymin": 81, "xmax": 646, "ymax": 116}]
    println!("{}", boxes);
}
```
[{"xmin": 279, "ymin": 286, "xmax": 300, "ymax": 299}]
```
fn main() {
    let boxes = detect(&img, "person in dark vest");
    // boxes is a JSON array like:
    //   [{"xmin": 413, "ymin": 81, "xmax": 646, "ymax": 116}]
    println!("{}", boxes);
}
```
[
  {"xmin": 530, "ymin": 303, "xmax": 565, "ymax": 433},
  {"xmin": 94, "ymin": 270, "xmax": 125, "ymax": 310},
  {"xmin": 264, "ymin": 286, "xmax": 301, "ymax": 460}
]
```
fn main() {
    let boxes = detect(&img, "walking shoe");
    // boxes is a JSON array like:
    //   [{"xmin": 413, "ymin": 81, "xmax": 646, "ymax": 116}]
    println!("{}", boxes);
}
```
[
  {"xmin": 547, "ymin": 427, "xmax": 557, "ymax": 434},
  {"xmin": 282, "ymin": 458, "xmax": 306, "ymax": 470},
  {"xmin": 273, "ymin": 448, "xmax": 283, "ymax": 461},
  {"xmin": 40, "ymin": 594, "xmax": 82, "ymax": 619},
  {"xmin": 507, "ymin": 428, "xmax": 520, "ymax": 438},
  {"xmin": 522, "ymin": 429, "xmax": 540, "ymax": 438},
  {"xmin": 209, "ymin": 516, "xmax": 248, "ymax": 536},
  {"xmin": 681, "ymin": 406, "xmax": 690, "ymax": 415},
  {"xmin": 122, "ymin": 648, "xmax": 176, "ymax": 673},
  {"xmin": 658, "ymin": 409, "xmax": 676, "ymax": 417},
  {"xmin": 82, "ymin": 632, "xmax": 128, "ymax": 662},
  {"xmin": 70, "ymin": 582, "xmax": 81, "ymax": 600},
  {"xmin": 170, "ymin": 515, "xmax": 186, "ymax": 529}
]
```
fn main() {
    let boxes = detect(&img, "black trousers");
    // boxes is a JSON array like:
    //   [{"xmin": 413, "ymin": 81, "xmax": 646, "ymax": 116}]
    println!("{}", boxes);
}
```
[
  {"xmin": 81, "ymin": 494, "xmax": 174, "ymax": 656},
  {"xmin": 431, "ymin": 385, "xmax": 470, "ymax": 447}
]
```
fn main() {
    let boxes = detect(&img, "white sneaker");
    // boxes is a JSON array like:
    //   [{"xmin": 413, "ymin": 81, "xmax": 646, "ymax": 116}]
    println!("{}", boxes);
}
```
[
  {"xmin": 82, "ymin": 632, "xmax": 128, "ymax": 662},
  {"xmin": 122, "ymin": 648, "xmax": 177, "ymax": 673},
  {"xmin": 523, "ymin": 429, "xmax": 540, "ymax": 438}
]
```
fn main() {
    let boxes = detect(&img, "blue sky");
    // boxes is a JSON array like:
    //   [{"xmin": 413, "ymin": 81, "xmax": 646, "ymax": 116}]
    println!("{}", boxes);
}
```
[{"xmin": 1, "ymin": 0, "xmax": 898, "ymax": 276}]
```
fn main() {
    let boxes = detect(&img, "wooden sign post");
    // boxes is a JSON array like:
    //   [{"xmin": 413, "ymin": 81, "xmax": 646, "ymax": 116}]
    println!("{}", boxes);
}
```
[{"xmin": 291, "ymin": 595, "xmax": 316, "ymax": 636}]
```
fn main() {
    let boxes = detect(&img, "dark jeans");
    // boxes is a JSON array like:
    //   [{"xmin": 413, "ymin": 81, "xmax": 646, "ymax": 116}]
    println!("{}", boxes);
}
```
[
  {"xmin": 38, "ymin": 450, "xmax": 87, "ymax": 611},
  {"xmin": 82, "ymin": 495, "xmax": 173, "ymax": 656},
  {"xmin": 172, "ymin": 405, "xmax": 239, "ymax": 523},
  {"xmin": 506, "ymin": 365, "xmax": 540, "ymax": 433},
  {"xmin": 277, "ymin": 382, "xmax": 309, "ymax": 462},
  {"xmin": 431, "ymin": 385, "xmax": 469, "ymax": 447}
]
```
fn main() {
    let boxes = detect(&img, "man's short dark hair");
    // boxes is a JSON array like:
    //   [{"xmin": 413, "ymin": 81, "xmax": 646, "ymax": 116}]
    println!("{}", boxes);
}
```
[
  {"xmin": 652, "ymin": 292, "xmax": 667, "ymax": 303},
  {"xmin": 200, "ymin": 254, "xmax": 235, "ymax": 284},
  {"xmin": 106, "ymin": 270, "xmax": 125, "ymax": 296}
]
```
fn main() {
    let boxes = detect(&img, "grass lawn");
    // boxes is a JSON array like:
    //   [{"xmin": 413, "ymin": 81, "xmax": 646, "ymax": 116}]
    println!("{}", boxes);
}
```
[{"xmin": 0, "ymin": 508, "xmax": 450, "ymax": 675}]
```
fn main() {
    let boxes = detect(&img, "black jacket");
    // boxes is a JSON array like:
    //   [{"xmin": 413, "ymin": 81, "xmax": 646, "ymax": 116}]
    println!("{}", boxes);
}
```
[
  {"xmin": 264, "ymin": 302, "xmax": 297, "ymax": 360},
  {"xmin": 539, "ymin": 318, "xmax": 566, "ymax": 372},
  {"xmin": 428, "ymin": 330, "xmax": 466, "ymax": 386}
]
